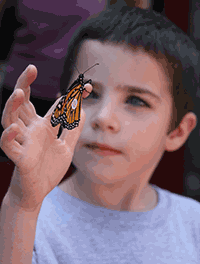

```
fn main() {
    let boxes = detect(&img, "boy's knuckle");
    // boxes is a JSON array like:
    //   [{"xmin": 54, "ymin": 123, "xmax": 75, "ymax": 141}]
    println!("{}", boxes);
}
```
[
  {"xmin": 1, "ymin": 115, "xmax": 9, "ymax": 128},
  {"xmin": 0, "ymin": 137, "xmax": 3, "ymax": 149},
  {"xmin": 0, "ymin": 132, "xmax": 7, "ymax": 149},
  {"xmin": 10, "ymin": 123, "xmax": 19, "ymax": 132},
  {"xmin": 1, "ymin": 118, "xmax": 5, "ymax": 128}
]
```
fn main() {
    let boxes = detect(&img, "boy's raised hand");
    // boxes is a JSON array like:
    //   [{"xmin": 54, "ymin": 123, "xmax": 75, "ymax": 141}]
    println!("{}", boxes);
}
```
[{"xmin": 0, "ymin": 65, "xmax": 89, "ymax": 210}]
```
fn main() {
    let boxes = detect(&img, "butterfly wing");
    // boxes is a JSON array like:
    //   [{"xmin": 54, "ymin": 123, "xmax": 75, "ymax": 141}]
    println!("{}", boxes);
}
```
[
  {"xmin": 62, "ymin": 84, "xmax": 83, "ymax": 130},
  {"xmin": 62, "ymin": 79, "xmax": 92, "ymax": 130},
  {"xmin": 51, "ymin": 95, "xmax": 68, "ymax": 127},
  {"xmin": 50, "ymin": 78, "xmax": 80, "ymax": 127},
  {"xmin": 51, "ymin": 78, "xmax": 92, "ymax": 130}
]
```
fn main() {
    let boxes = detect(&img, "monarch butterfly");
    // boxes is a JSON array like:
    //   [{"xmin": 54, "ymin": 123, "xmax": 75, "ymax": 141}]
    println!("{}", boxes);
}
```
[{"xmin": 51, "ymin": 63, "xmax": 99, "ymax": 133}]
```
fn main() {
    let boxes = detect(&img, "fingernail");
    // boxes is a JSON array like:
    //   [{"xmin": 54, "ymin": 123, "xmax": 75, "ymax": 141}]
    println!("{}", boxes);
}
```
[
  {"xmin": 12, "ymin": 104, "xmax": 18, "ymax": 112},
  {"xmin": 12, "ymin": 96, "xmax": 21, "ymax": 112},
  {"xmin": 8, "ymin": 131, "xmax": 17, "ymax": 142}
]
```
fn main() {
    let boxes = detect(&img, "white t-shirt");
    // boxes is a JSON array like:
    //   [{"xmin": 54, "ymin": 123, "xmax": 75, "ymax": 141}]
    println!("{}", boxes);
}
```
[{"xmin": 32, "ymin": 184, "xmax": 200, "ymax": 263}]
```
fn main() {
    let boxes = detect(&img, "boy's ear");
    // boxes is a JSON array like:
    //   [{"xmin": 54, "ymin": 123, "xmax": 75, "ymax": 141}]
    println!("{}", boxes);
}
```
[{"xmin": 165, "ymin": 112, "xmax": 197, "ymax": 152}]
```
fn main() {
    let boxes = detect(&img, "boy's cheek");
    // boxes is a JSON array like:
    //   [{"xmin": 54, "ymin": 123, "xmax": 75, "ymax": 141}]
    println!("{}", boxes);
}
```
[{"xmin": 73, "ymin": 141, "xmax": 83, "ymax": 154}]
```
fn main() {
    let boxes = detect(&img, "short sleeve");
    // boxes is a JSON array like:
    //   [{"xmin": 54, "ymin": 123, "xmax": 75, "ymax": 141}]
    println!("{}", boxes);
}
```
[{"xmin": 32, "ymin": 245, "xmax": 38, "ymax": 264}]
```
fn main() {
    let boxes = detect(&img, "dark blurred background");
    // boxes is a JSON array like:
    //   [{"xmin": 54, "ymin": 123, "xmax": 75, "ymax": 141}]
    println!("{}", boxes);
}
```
[{"xmin": 0, "ymin": 0, "xmax": 200, "ymax": 205}]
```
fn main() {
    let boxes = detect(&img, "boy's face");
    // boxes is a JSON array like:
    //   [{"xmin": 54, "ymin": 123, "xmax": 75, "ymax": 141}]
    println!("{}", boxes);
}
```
[{"xmin": 71, "ymin": 40, "xmax": 174, "ymax": 184}]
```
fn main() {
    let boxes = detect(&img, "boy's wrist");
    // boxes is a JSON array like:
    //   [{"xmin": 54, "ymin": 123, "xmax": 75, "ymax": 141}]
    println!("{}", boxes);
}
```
[{"xmin": 2, "ymin": 189, "xmax": 42, "ymax": 215}]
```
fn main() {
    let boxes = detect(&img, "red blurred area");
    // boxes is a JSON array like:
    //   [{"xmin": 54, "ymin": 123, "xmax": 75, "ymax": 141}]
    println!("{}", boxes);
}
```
[{"xmin": 164, "ymin": 0, "xmax": 190, "ymax": 34}]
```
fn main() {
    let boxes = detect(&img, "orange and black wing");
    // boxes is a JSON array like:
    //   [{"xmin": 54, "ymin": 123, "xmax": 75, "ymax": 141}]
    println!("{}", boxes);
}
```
[
  {"xmin": 62, "ymin": 84, "xmax": 83, "ymax": 130},
  {"xmin": 50, "ymin": 78, "xmax": 80, "ymax": 128},
  {"xmin": 50, "ymin": 95, "xmax": 69, "ymax": 127},
  {"xmin": 51, "ymin": 78, "xmax": 92, "ymax": 130}
]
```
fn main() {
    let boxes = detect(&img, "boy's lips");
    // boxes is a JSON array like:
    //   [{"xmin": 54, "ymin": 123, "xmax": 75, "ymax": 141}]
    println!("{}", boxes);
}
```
[{"xmin": 84, "ymin": 142, "xmax": 122, "ymax": 156}]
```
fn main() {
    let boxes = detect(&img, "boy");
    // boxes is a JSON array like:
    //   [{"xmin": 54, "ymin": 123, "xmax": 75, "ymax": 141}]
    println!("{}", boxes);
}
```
[{"xmin": 0, "ymin": 6, "xmax": 200, "ymax": 264}]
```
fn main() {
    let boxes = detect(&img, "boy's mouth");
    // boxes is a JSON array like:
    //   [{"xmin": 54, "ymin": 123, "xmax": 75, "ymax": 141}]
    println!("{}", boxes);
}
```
[{"xmin": 84, "ymin": 143, "xmax": 122, "ymax": 156}]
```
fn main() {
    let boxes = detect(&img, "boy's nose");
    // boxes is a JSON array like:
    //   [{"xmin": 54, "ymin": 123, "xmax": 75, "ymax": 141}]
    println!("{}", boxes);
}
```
[{"xmin": 90, "ymin": 100, "xmax": 121, "ymax": 133}]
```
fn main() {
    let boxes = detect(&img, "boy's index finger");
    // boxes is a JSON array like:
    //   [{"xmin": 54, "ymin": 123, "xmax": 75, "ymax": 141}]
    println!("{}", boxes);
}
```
[{"xmin": 14, "ymin": 65, "xmax": 38, "ymax": 102}]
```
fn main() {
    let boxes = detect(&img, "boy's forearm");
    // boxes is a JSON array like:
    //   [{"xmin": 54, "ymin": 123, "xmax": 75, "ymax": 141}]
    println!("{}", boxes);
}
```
[{"xmin": 0, "ymin": 192, "xmax": 41, "ymax": 264}]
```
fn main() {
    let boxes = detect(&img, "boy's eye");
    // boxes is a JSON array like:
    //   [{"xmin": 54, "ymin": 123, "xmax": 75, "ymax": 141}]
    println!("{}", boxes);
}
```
[
  {"xmin": 125, "ymin": 95, "xmax": 150, "ymax": 108},
  {"xmin": 84, "ymin": 90, "xmax": 99, "ymax": 100}
]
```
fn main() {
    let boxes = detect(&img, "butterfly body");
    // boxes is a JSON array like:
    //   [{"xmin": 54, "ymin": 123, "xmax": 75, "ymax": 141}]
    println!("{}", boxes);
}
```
[{"xmin": 51, "ymin": 74, "xmax": 92, "ymax": 130}]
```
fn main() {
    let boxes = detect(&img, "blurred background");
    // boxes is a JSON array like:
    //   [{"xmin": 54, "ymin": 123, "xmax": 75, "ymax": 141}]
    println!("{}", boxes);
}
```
[{"xmin": 0, "ymin": 0, "xmax": 200, "ymax": 205}]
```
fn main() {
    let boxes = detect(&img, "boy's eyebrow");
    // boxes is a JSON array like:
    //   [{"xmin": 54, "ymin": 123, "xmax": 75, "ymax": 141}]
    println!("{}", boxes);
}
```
[{"xmin": 117, "ymin": 85, "xmax": 161, "ymax": 102}]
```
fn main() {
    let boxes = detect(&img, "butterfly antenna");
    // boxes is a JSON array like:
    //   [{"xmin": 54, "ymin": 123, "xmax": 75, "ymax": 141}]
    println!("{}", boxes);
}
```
[
  {"xmin": 70, "ymin": 58, "xmax": 80, "ymax": 74},
  {"xmin": 83, "ymin": 63, "xmax": 99, "ymax": 74}
]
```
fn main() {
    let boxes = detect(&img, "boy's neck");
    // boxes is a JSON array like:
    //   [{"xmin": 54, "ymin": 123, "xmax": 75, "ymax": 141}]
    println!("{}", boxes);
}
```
[{"xmin": 58, "ymin": 173, "xmax": 158, "ymax": 212}]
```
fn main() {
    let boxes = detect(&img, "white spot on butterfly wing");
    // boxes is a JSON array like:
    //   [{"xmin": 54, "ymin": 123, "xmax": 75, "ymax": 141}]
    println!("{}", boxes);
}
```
[{"xmin": 71, "ymin": 98, "xmax": 78, "ymax": 110}]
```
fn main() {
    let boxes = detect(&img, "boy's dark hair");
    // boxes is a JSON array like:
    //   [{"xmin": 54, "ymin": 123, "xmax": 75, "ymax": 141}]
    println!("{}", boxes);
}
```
[{"xmin": 60, "ymin": 6, "xmax": 200, "ymax": 133}]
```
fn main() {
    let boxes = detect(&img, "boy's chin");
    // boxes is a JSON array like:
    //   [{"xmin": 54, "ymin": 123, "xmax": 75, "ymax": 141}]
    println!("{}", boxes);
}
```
[{"xmin": 74, "ymin": 165, "xmax": 134, "ymax": 185}]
